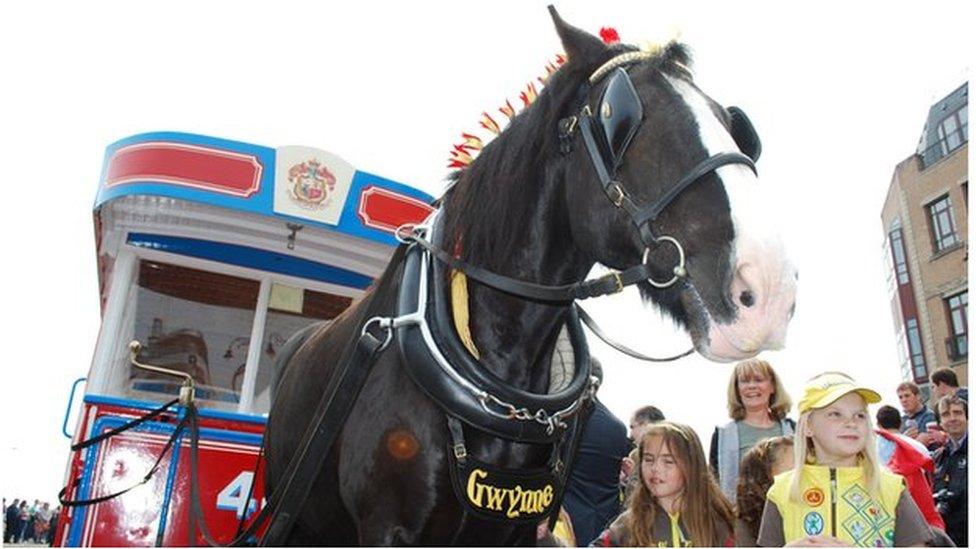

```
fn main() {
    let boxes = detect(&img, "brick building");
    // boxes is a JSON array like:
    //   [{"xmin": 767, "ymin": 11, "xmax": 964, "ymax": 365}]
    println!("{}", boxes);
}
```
[{"xmin": 881, "ymin": 83, "xmax": 968, "ymax": 398}]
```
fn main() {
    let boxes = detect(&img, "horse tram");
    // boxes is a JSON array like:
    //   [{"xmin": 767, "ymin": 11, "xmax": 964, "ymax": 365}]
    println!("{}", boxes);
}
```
[
  {"xmin": 56, "ymin": 9, "xmax": 796, "ymax": 546},
  {"xmin": 55, "ymin": 131, "xmax": 434, "ymax": 546}
]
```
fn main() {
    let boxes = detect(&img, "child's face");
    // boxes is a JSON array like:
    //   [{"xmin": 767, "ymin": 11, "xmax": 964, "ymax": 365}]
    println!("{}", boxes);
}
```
[
  {"xmin": 806, "ymin": 392, "xmax": 870, "ymax": 466},
  {"xmin": 641, "ymin": 435, "xmax": 685, "ymax": 502}
]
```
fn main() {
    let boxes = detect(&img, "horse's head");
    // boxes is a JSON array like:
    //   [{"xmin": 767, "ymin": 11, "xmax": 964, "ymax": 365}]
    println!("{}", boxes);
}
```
[{"xmin": 552, "ymin": 10, "xmax": 797, "ymax": 362}]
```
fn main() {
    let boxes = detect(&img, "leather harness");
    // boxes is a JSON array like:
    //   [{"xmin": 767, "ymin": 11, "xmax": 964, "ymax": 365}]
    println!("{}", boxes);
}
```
[{"xmin": 59, "ymin": 50, "xmax": 766, "ymax": 546}]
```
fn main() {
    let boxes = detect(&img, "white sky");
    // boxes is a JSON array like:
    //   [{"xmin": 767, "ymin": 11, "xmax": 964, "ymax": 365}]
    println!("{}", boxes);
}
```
[{"xmin": 0, "ymin": 1, "xmax": 970, "ymax": 503}]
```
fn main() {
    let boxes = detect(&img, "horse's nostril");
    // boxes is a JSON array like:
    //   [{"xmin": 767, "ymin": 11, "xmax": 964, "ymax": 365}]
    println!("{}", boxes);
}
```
[{"xmin": 739, "ymin": 290, "xmax": 755, "ymax": 307}]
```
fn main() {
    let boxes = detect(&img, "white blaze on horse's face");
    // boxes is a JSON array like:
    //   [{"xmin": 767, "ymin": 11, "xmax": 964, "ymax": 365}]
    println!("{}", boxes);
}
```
[{"xmin": 665, "ymin": 76, "xmax": 798, "ymax": 362}]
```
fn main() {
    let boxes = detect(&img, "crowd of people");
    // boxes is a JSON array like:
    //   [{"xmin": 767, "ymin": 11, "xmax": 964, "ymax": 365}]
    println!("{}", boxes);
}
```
[
  {"xmin": 542, "ymin": 361, "xmax": 968, "ymax": 547},
  {"xmin": 3, "ymin": 362, "xmax": 966, "ymax": 547},
  {"xmin": 3, "ymin": 499, "xmax": 59, "ymax": 546}
]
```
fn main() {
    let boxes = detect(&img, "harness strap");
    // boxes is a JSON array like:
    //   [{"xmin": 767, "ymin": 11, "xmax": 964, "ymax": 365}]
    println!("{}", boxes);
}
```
[
  {"xmin": 629, "ymin": 151, "xmax": 757, "ymax": 229},
  {"xmin": 58, "ymin": 410, "xmax": 190, "ymax": 508},
  {"xmin": 546, "ymin": 397, "xmax": 594, "ymax": 531},
  {"xmin": 259, "ymin": 324, "xmax": 390, "ymax": 546},
  {"xmin": 181, "ymin": 403, "xmax": 271, "ymax": 547},
  {"xmin": 235, "ymin": 437, "xmax": 265, "ymax": 540},
  {"xmin": 407, "ymin": 233, "xmax": 652, "ymax": 303},
  {"xmin": 447, "ymin": 415, "xmax": 468, "ymax": 464},
  {"xmin": 577, "ymin": 306, "xmax": 695, "ymax": 362},
  {"xmin": 70, "ymin": 397, "xmax": 180, "ymax": 451},
  {"xmin": 578, "ymin": 113, "xmax": 757, "ymax": 247}
]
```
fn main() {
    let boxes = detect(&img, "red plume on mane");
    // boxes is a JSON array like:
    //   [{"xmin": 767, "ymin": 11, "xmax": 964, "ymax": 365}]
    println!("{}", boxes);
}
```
[
  {"xmin": 599, "ymin": 27, "xmax": 620, "ymax": 44},
  {"xmin": 445, "ymin": 52, "xmax": 569, "ymax": 169}
]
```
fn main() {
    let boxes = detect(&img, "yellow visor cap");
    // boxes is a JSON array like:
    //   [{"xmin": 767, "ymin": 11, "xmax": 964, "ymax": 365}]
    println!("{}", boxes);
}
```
[{"xmin": 798, "ymin": 372, "xmax": 881, "ymax": 413}]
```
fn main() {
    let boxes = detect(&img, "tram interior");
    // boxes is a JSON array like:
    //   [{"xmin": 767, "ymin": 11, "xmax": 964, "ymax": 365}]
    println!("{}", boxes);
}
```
[{"xmin": 104, "ymin": 259, "xmax": 351, "ymax": 414}]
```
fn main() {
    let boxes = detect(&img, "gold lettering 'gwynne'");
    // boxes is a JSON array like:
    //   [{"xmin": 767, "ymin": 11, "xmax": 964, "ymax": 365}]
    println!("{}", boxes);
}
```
[{"xmin": 465, "ymin": 468, "xmax": 554, "ymax": 518}]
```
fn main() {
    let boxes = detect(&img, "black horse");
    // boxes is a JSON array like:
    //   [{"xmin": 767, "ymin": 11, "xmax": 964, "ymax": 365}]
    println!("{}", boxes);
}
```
[{"xmin": 266, "ymin": 9, "xmax": 796, "ymax": 546}]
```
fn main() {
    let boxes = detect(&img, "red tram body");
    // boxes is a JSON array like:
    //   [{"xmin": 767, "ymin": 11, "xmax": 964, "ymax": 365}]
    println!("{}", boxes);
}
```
[{"xmin": 56, "ymin": 133, "xmax": 433, "ymax": 546}]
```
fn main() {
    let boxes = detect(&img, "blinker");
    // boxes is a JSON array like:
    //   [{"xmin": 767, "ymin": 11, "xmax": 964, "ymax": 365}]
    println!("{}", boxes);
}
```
[
  {"xmin": 597, "ymin": 68, "xmax": 644, "ymax": 172},
  {"xmin": 728, "ymin": 106, "xmax": 762, "ymax": 162}
]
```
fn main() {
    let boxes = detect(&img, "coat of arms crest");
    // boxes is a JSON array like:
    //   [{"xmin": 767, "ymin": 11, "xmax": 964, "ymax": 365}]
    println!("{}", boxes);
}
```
[{"xmin": 287, "ymin": 159, "xmax": 337, "ymax": 210}]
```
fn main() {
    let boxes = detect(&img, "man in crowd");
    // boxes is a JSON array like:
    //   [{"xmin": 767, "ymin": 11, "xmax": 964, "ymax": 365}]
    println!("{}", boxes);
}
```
[
  {"xmin": 874, "ymin": 405, "xmax": 944, "ymax": 530},
  {"xmin": 627, "ymin": 404, "xmax": 665, "ymax": 444},
  {"xmin": 896, "ymin": 381, "xmax": 944, "ymax": 448},
  {"xmin": 619, "ymin": 405, "xmax": 666, "ymax": 504},
  {"xmin": 4, "ymin": 498, "xmax": 19, "ymax": 544},
  {"xmin": 934, "ymin": 395, "xmax": 967, "ymax": 547},
  {"xmin": 930, "ymin": 367, "xmax": 968, "ymax": 403},
  {"xmin": 562, "ymin": 359, "xmax": 631, "ymax": 546},
  {"xmin": 48, "ymin": 506, "xmax": 61, "ymax": 545},
  {"xmin": 34, "ymin": 502, "xmax": 53, "ymax": 544}
]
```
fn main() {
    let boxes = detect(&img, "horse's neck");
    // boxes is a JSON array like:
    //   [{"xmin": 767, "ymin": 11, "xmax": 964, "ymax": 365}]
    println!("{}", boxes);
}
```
[{"xmin": 462, "ymin": 202, "xmax": 592, "ymax": 392}]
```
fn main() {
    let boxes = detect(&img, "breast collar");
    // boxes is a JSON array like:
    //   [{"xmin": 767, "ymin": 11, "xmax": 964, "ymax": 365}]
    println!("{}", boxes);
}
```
[{"xmin": 394, "ymin": 212, "xmax": 597, "ymax": 443}]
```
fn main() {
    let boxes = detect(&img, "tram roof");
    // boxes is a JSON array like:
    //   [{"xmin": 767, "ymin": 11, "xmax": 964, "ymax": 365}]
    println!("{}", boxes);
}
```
[{"xmin": 95, "ymin": 131, "xmax": 435, "ymax": 248}]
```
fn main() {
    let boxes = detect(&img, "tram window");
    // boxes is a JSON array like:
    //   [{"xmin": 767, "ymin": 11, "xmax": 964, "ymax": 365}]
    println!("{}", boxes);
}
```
[
  {"xmin": 249, "ymin": 283, "xmax": 353, "ymax": 414},
  {"xmin": 124, "ymin": 260, "xmax": 259, "ymax": 410}
]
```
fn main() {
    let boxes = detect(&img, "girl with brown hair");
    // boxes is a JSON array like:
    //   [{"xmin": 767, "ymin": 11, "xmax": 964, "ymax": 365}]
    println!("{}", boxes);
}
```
[
  {"xmin": 734, "ymin": 436, "xmax": 795, "ymax": 546},
  {"xmin": 592, "ymin": 422, "xmax": 735, "ymax": 547}
]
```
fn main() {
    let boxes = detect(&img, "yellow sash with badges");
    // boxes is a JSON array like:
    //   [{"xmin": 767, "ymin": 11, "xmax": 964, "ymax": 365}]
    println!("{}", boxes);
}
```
[{"xmin": 767, "ymin": 465, "xmax": 903, "ymax": 547}]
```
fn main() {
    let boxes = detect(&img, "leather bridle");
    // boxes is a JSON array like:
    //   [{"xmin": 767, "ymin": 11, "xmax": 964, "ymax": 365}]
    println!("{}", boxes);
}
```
[
  {"xmin": 406, "ymin": 51, "xmax": 762, "ymax": 303},
  {"xmin": 566, "ymin": 62, "xmax": 759, "ymax": 288}
]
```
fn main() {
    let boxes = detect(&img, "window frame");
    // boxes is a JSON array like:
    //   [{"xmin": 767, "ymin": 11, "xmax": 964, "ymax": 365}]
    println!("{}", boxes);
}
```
[
  {"xmin": 937, "ymin": 105, "xmax": 968, "ymax": 156},
  {"xmin": 925, "ymin": 194, "xmax": 959, "ymax": 254},
  {"xmin": 88, "ymin": 235, "xmax": 362, "ymax": 416},
  {"xmin": 905, "ymin": 317, "xmax": 927, "ymax": 383},
  {"xmin": 888, "ymin": 225, "xmax": 910, "ymax": 285},
  {"xmin": 945, "ymin": 291, "xmax": 968, "ymax": 361}
]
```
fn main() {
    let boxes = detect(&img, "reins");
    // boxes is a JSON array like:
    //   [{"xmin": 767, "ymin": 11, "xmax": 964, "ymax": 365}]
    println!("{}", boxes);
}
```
[{"xmin": 399, "ymin": 228, "xmax": 694, "ymax": 363}]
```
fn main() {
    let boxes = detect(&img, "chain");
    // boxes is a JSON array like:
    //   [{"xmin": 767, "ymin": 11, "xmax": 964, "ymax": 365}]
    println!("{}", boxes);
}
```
[{"xmin": 477, "ymin": 375, "xmax": 599, "ymax": 435}]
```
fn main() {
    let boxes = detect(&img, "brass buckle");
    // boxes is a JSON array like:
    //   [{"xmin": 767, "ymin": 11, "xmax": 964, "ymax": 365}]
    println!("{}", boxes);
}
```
[
  {"xmin": 453, "ymin": 443, "xmax": 467, "ymax": 460},
  {"xmin": 606, "ymin": 182, "xmax": 626, "ymax": 208},
  {"xmin": 607, "ymin": 272, "xmax": 624, "ymax": 294},
  {"xmin": 565, "ymin": 115, "xmax": 578, "ymax": 135}
]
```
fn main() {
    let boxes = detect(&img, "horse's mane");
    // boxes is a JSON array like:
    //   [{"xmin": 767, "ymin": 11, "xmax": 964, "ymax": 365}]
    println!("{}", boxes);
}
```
[{"xmin": 441, "ymin": 41, "xmax": 693, "ymax": 273}]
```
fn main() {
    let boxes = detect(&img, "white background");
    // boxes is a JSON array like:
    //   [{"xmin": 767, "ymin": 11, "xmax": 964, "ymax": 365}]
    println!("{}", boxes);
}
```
[{"xmin": 0, "ymin": 1, "xmax": 969, "ymax": 503}]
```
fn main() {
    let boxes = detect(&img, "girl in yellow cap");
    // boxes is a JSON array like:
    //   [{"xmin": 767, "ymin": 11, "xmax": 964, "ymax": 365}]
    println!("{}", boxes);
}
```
[{"xmin": 756, "ymin": 372, "xmax": 933, "ymax": 547}]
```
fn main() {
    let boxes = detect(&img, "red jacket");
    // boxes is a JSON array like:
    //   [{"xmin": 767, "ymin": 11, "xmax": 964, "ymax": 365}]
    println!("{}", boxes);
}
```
[{"xmin": 875, "ymin": 429, "xmax": 945, "ymax": 530}]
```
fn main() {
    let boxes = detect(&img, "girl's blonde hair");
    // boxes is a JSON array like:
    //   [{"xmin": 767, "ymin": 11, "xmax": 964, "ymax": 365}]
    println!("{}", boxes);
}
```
[
  {"xmin": 726, "ymin": 359, "xmax": 792, "ymax": 421},
  {"xmin": 626, "ymin": 422, "xmax": 734, "ymax": 547},
  {"xmin": 790, "ymin": 402, "xmax": 882, "ymax": 503}
]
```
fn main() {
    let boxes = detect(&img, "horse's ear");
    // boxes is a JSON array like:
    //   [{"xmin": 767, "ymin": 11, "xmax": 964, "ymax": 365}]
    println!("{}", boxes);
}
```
[{"xmin": 548, "ymin": 5, "xmax": 608, "ymax": 64}]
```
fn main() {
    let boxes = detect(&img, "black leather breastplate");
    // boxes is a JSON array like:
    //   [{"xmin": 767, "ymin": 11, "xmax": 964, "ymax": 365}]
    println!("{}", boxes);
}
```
[{"xmin": 394, "ymin": 226, "xmax": 592, "ymax": 444}]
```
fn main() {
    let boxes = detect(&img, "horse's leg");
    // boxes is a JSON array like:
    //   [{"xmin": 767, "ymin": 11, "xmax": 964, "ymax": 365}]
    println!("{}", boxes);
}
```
[
  {"xmin": 338, "ymin": 355, "xmax": 448, "ymax": 545},
  {"xmin": 283, "ymin": 521, "xmax": 326, "ymax": 547}
]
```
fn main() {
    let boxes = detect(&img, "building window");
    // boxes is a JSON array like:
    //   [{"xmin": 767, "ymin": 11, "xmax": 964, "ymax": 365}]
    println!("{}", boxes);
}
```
[
  {"xmin": 945, "ymin": 291, "xmax": 968, "ymax": 361},
  {"xmin": 937, "ymin": 105, "xmax": 968, "ymax": 155},
  {"xmin": 888, "ymin": 226, "xmax": 910, "ymax": 285},
  {"xmin": 906, "ymin": 317, "xmax": 927, "ymax": 382},
  {"xmin": 926, "ymin": 195, "xmax": 958, "ymax": 253}
]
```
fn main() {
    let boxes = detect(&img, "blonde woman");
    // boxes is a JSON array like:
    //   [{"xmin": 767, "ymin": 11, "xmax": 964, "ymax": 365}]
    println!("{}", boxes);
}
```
[
  {"xmin": 709, "ymin": 358, "xmax": 794, "ymax": 501},
  {"xmin": 756, "ymin": 372, "xmax": 932, "ymax": 547},
  {"xmin": 592, "ymin": 422, "xmax": 735, "ymax": 547}
]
